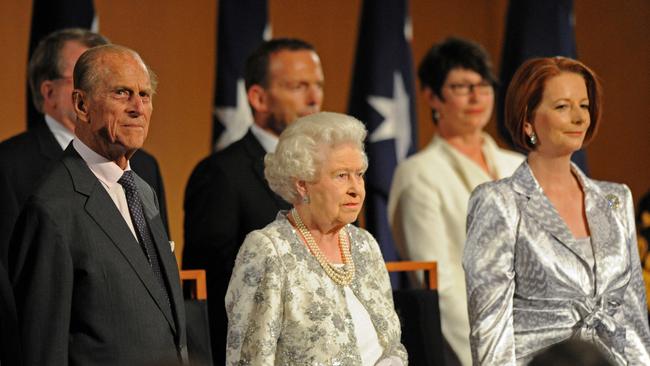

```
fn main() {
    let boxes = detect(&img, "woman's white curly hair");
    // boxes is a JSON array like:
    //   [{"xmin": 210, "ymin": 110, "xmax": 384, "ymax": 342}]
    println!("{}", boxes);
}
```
[{"xmin": 264, "ymin": 112, "xmax": 368, "ymax": 203}]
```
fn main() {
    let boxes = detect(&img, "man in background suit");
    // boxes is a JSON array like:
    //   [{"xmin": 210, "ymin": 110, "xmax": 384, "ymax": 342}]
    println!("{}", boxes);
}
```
[
  {"xmin": 183, "ymin": 38, "xmax": 324, "ymax": 363},
  {"xmin": 10, "ymin": 44, "xmax": 187, "ymax": 365},
  {"xmin": 0, "ymin": 28, "xmax": 168, "ymax": 265}
]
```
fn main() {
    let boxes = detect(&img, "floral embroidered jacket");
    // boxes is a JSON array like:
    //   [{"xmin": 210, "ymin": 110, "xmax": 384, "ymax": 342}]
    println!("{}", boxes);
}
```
[{"xmin": 226, "ymin": 212, "xmax": 408, "ymax": 365}]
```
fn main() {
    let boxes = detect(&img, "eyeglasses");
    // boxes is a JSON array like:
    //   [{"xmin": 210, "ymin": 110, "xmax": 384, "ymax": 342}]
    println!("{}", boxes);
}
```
[{"xmin": 445, "ymin": 81, "xmax": 493, "ymax": 96}]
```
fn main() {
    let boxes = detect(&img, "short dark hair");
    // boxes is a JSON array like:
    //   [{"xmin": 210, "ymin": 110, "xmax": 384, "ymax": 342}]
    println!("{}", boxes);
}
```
[
  {"xmin": 74, "ymin": 44, "xmax": 158, "ymax": 95},
  {"xmin": 244, "ymin": 38, "xmax": 316, "ymax": 90},
  {"xmin": 418, "ymin": 37, "xmax": 497, "ymax": 99},
  {"xmin": 504, "ymin": 56, "xmax": 602, "ymax": 152},
  {"xmin": 28, "ymin": 28, "xmax": 109, "ymax": 112}
]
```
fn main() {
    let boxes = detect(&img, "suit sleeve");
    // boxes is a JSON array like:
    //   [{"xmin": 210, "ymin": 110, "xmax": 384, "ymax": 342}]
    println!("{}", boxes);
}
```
[
  {"xmin": 225, "ymin": 231, "xmax": 284, "ymax": 366},
  {"xmin": 462, "ymin": 184, "xmax": 518, "ymax": 366},
  {"xmin": 0, "ymin": 165, "xmax": 20, "ymax": 267},
  {"xmin": 9, "ymin": 199, "xmax": 73, "ymax": 366},
  {"xmin": 620, "ymin": 186, "xmax": 650, "ymax": 363}
]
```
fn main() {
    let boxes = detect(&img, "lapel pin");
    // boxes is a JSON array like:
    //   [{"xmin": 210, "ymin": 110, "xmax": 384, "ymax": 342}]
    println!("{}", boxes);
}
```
[{"xmin": 605, "ymin": 194, "xmax": 620, "ymax": 209}]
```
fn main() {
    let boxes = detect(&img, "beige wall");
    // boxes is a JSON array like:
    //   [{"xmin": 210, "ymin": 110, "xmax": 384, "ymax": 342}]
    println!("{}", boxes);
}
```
[{"xmin": 1, "ymin": 1, "xmax": 648, "ymax": 261}]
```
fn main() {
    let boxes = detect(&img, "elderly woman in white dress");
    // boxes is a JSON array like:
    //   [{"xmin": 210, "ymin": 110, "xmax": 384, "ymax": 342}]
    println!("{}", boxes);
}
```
[
  {"xmin": 225, "ymin": 112, "xmax": 407, "ymax": 365},
  {"xmin": 463, "ymin": 57, "xmax": 650, "ymax": 365}
]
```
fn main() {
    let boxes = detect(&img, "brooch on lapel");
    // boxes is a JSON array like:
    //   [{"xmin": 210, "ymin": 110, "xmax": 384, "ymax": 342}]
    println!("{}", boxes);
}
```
[{"xmin": 605, "ymin": 194, "xmax": 620, "ymax": 209}]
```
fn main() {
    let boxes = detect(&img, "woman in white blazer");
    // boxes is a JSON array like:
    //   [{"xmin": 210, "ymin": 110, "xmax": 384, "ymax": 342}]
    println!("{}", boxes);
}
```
[
  {"xmin": 388, "ymin": 37, "xmax": 523, "ymax": 366},
  {"xmin": 464, "ymin": 57, "xmax": 650, "ymax": 365}
]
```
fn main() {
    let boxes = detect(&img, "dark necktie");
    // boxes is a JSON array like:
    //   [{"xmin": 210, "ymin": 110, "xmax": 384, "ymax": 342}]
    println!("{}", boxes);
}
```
[{"xmin": 118, "ymin": 170, "xmax": 171, "ymax": 307}]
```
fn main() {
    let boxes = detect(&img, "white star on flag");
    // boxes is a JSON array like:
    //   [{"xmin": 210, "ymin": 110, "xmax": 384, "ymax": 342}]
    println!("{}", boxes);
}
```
[
  {"xmin": 214, "ymin": 78, "xmax": 253, "ymax": 151},
  {"xmin": 367, "ymin": 71, "xmax": 411, "ymax": 162}
]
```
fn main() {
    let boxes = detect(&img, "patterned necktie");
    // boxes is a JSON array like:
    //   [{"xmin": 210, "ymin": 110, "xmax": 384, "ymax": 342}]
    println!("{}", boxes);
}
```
[{"xmin": 118, "ymin": 170, "xmax": 170, "ymax": 307}]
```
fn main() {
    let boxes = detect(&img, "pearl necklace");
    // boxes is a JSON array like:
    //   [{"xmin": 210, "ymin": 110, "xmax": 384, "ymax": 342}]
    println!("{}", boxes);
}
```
[{"xmin": 291, "ymin": 208, "xmax": 355, "ymax": 286}]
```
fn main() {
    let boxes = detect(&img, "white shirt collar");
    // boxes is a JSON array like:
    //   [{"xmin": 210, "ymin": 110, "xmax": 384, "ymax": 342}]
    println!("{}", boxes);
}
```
[
  {"xmin": 44, "ymin": 114, "xmax": 75, "ymax": 150},
  {"xmin": 250, "ymin": 124, "xmax": 279, "ymax": 153},
  {"xmin": 72, "ymin": 138, "xmax": 131, "ymax": 189}
]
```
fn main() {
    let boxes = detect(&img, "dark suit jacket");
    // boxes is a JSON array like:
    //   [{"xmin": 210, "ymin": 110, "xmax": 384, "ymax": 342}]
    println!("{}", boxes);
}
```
[
  {"xmin": 0, "ymin": 260, "xmax": 19, "ymax": 365},
  {"xmin": 9, "ymin": 146, "xmax": 188, "ymax": 366},
  {"xmin": 183, "ymin": 130, "xmax": 290, "ymax": 364},
  {"xmin": 0, "ymin": 121, "xmax": 168, "ymax": 266}
]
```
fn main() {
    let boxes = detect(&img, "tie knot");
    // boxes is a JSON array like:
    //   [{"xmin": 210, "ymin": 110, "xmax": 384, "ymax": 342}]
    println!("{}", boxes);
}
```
[{"xmin": 118, "ymin": 170, "xmax": 137, "ymax": 192}]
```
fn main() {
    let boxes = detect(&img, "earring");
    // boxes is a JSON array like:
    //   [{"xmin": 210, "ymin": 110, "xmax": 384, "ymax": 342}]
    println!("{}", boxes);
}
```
[
  {"xmin": 432, "ymin": 110, "xmax": 440, "ymax": 122},
  {"xmin": 529, "ymin": 132, "xmax": 538, "ymax": 146},
  {"xmin": 302, "ymin": 195, "xmax": 310, "ymax": 204}
]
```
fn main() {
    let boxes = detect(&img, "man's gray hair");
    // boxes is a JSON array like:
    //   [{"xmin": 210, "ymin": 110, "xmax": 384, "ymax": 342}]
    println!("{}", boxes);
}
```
[
  {"xmin": 73, "ymin": 44, "xmax": 158, "ymax": 95},
  {"xmin": 28, "ymin": 28, "xmax": 109, "ymax": 112},
  {"xmin": 264, "ymin": 112, "xmax": 368, "ymax": 203}
]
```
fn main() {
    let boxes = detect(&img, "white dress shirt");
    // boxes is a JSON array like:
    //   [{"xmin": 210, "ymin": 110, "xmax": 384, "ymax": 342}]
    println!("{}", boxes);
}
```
[
  {"xmin": 250, "ymin": 124, "xmax": 278, "ymax": 153},
  {"xmin": 72, "ymin": 139, "xmax": 138, "ymax": 240},
  {"xmin": 44, "ymin": 114, "xmax": 75, "ymax": 150}
]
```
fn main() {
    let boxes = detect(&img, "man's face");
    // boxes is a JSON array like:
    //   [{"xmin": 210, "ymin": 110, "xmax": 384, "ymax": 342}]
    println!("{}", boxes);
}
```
[
  {"xmin": 74, "ymin": 52, "xmax": 153, "ymax": 165},
  {"xmin": 43, "ymin": 40, "xmax": 89, "ymax": 131},
  {"xmin": 262, "ymin": 50, "xmax": 324, "ymax": 134}
]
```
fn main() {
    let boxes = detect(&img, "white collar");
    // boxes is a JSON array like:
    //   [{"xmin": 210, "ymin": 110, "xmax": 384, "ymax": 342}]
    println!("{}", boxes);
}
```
[
  {"xmin": 250, "ymin": 124, "xmax": 279, "ymax": 153},
  {"xmin": 72, "ymin": 139, "xmax": 131, "ymax": 189},
  {"xmin": 44, "ymin": 114, "xmax": 75, "ymax": 150}
]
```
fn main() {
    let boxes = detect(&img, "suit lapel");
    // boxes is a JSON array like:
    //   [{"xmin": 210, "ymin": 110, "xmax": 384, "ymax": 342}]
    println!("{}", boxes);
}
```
[
  {"xmin": 243, "ymin": 131, "xmax": 290, "ymax": 208},
  {"xmin": 577, "ymin": 169, "xmax": 626, "ymax": 293},
  {"xmin": 512, "ymin": 162, "xmax": 590, "ymax": 265},
  {"xmin": 33, "ymin": 121, "xmax": 64, "ymax": 161},
  {"xmin": 136, "ymin": 175, "xmax": 184, "ymax": 336},
  {"xmin": 62, "ymin": 147, "xmax": 177, "ymax": 332}
]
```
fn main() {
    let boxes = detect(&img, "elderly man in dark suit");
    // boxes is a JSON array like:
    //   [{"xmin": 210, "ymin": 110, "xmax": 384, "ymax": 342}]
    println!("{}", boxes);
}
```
[
  {"xmin": 10, "ymin": 44, "xmax": 187, "ymax": 365},
  {"xmin": 183, "ymin": 38, "xmax": 324, "ymax": 363},
  {"xmin": 0, "ymin": 28, "xmax": 168, "ymax": 266}
]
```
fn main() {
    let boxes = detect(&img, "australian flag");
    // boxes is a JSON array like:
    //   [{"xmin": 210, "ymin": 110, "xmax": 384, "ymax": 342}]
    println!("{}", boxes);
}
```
[
  {"xmin": 212, "ymin": 0, "xmax": 268, "ymax": 151},
  {"xmin": 27, "ymin": 0, "xmax": 97, "ymax": 129},
  {"xmin": 348, "ymin": 0, "xmax": 417, "ymax": 264},
  {"xmin": 497, "ymin": 0, "xmax": 589, "ymax": 173}
]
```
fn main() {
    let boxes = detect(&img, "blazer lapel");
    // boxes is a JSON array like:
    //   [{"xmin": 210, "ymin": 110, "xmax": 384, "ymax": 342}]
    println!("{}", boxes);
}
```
[
  {"xmin": 576, "ymin": 168, "xmax": 626, "ymax": 293},
  {"xmin": 34, "ymin": 121, "xmax": 64, "ymax": 161},
  {"xmin": 63, "ymin": 148, "xmax": 177, "ymax": 332},
  {"xmin": 136, "ymin": 176, "xmax": 184, "ymax": 337},
  {"xmin": 244, "ymin": 131, "xmax": 290, "ymax": 208},
  {"xmin": 512, "ymin": 162, "xmax": 590, "ymax": 265}
]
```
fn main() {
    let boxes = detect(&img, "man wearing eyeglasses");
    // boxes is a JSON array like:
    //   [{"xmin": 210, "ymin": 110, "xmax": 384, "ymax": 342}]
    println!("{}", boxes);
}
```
[
  {"xmin": 0, "ymin": 28, "xmax": 169, "ymax": 266},
  {"xmin": 387, "ymin": 37, "xmax": 523, "ymax": 366}
]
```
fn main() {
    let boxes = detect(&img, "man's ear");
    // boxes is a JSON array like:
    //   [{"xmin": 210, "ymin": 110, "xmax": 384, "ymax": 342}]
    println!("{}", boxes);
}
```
[
  {"xmin": 247, "ymin": 84, "xmax": 268, "ymax": 114},
  {"xmin": 40, "ymin": 81, "xmax": 55, "ymax": 108},
  {"xmin": 72, "ymin": 89, "xmax": 89, "ymax": 122}
]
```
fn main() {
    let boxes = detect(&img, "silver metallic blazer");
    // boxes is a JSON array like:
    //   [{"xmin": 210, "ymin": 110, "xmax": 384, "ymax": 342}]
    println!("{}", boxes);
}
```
[{"xmin": 463, "ymin": 162, "xmax": 650, "ymax": 365}]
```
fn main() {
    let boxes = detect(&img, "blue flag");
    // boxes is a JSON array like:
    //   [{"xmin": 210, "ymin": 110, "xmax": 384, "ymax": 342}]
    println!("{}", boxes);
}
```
[
  {"xmin": 212, "ymin": 0, "xmax": 268, "ymax": 151},
  {"xmin": 348, "ymin": 0, "xmax": 417, "ymax": 264},
  {"xmin": 497, "ymin": 0, "xmax": 588, "ymax": 173},
  {"xmin": 27, "ymin": 0, "xmax": 96, "ymax": 129}
]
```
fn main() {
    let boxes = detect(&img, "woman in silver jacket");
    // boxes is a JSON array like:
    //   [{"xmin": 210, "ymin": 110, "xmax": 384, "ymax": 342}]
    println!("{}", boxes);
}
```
[
  {"xmin": 226, "ymin": 112, "xmax": 407, "ymax": 365},
  {"xmin": 463, "ymin": 57, "xmax": 650, "ymax": 365}
]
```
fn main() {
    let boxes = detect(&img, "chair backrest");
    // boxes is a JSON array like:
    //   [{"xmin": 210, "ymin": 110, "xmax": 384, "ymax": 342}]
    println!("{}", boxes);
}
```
[
  {"xmin": 385, "ymin": 261, "xmax": 444, "ymax": 366},
  {"xmin": 385, "ymin": 261, "xmax": 437, "ymax": 290},
  {"xmin": 180, "ymin": 269, "xmax": 213, "ymax": 365},
  {"xmin": 180, "ymin": 269, "xmax": 207, "ymax": 300}
]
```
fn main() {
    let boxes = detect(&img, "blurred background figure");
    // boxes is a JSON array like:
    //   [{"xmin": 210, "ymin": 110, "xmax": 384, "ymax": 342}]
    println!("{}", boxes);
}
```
[
  {"xmin": 636, "ymin": 190, "xmax": 650, "ymax": 318},
  {"xmin": 464, "ymin": 57, "xmax": 650, "ymax": 365},
  {"xmin": 183, "ymin": 37, "xmax": 324, "ymax": 364},
  {"xmin": 528, "ymin": 339, "xmax": 613, "ymax": 366},
  {"xmin": 226, "ymin": 112, "xmax": 406, "ymax": 365},
  {"xmin": 388, "ymin": 37, "xmax": 523, "ymax": 366}
]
